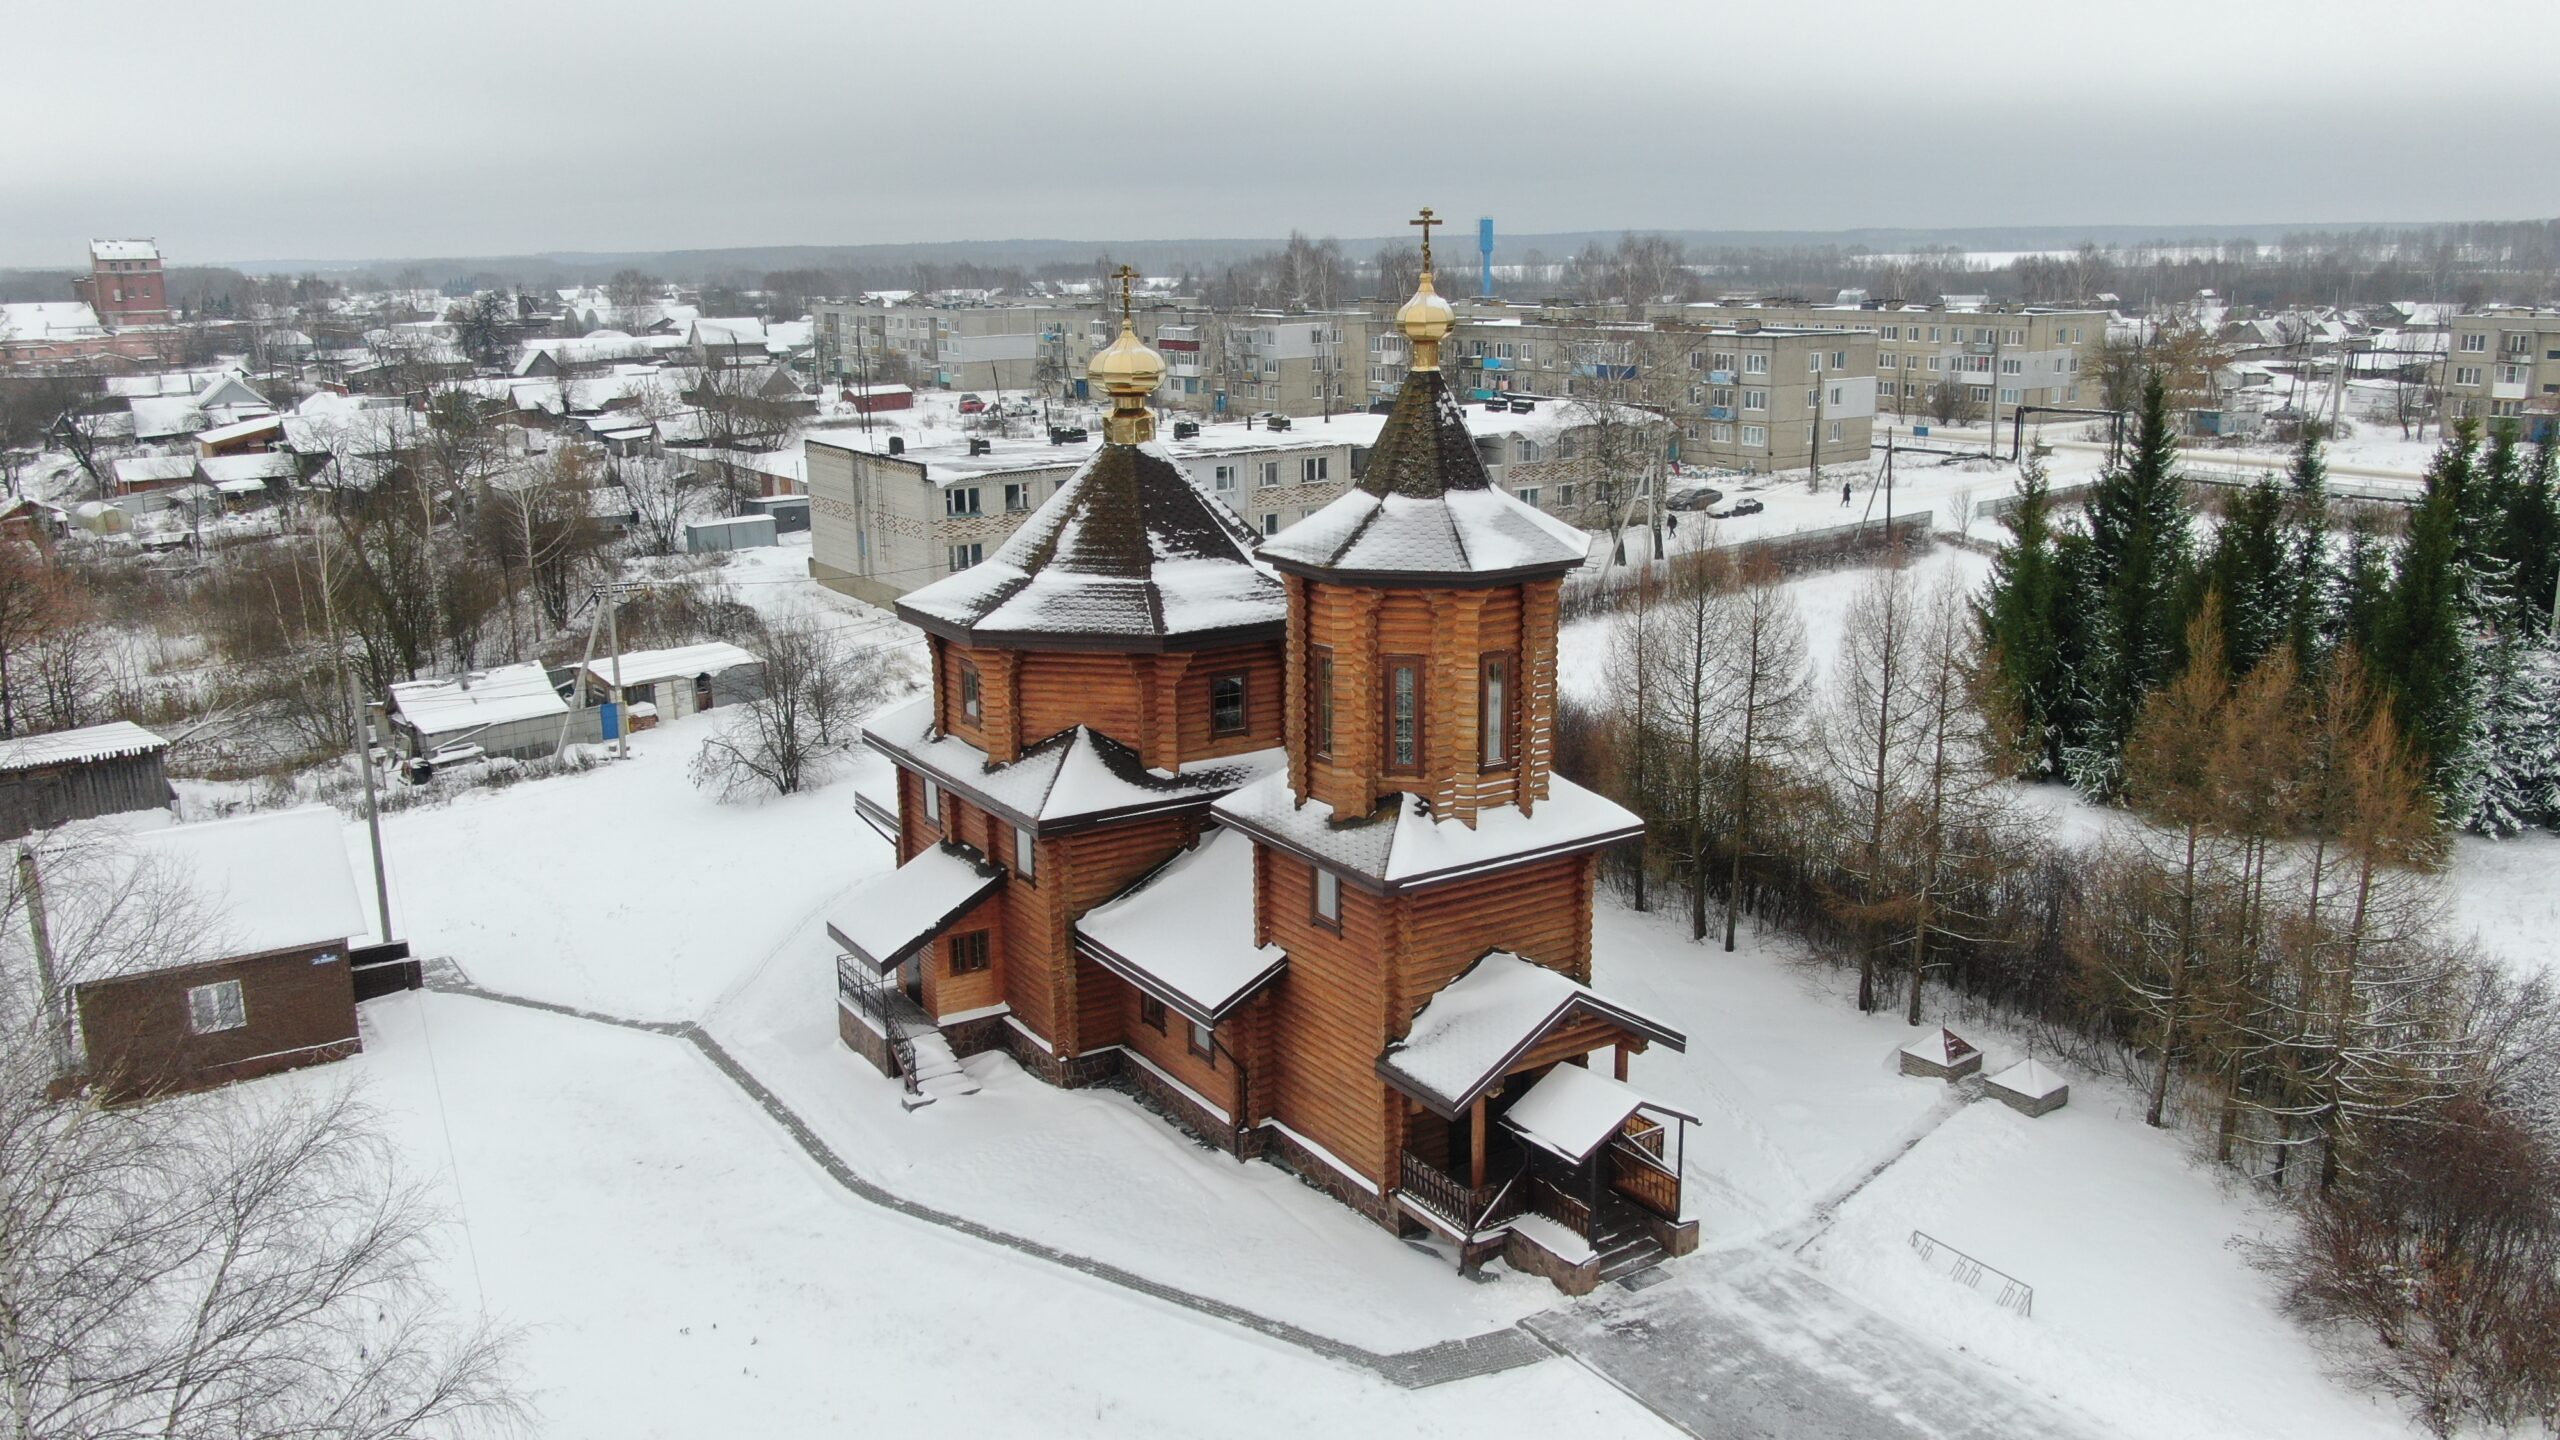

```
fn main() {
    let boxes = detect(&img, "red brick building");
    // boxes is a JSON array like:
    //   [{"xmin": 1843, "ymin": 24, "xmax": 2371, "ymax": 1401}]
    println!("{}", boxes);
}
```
[{"xmin": 73, "ymin": 239, "xmax": 169, "ymax": 329}]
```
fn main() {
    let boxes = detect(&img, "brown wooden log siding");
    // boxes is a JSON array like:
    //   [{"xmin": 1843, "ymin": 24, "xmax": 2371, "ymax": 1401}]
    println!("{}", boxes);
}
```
[
  {"xmin": 935, "ymin": 640, "xmax": 1283, "ymax": 771},
  {"xmin": 1291, "ymin": 578, "xmax": 1559, "ymax": 826}
]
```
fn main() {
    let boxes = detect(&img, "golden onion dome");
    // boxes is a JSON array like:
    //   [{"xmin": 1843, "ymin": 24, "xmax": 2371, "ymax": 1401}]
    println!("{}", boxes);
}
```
[
  {"xmin": 1088, "ymin": 318, "xmax": 1164, "ymax": 398},
  {"xmin": 1397, "ymin": 269, "xmax": 1455, "ymax": 371}
]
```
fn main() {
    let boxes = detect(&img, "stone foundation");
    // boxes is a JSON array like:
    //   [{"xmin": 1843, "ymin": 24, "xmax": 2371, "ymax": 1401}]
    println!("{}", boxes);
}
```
[
  {"xmin": 1117, "ymin": 1057, "xmax": 1266, "ymax": 1159},
  {"xmin": 1502, "ymin": 1226, "xmax": 1601, "ymax": 1296},
  {"xmin": 1261, "ymin": 1123, "xmax": 1402, "ymax": 1230},
  {"xmin": 836, "ymin": 1003, "xmax": 898, "ymax": 1079}
]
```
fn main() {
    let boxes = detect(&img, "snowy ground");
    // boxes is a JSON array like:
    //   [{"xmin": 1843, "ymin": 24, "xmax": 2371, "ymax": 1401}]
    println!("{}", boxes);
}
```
[{"xmin": 289, "ymin": 993, "xmax": 1667, "ymax": 1438}]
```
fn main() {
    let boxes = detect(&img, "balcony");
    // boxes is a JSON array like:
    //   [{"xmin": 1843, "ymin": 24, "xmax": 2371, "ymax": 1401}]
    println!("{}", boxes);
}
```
[
  {"xmin": 1707, "ymin": 369, "xmax": 1734, "ymax": 384},
  {"xmin": 1705, "ymin": 406, "xmax": 1734, "ymax": 421}
]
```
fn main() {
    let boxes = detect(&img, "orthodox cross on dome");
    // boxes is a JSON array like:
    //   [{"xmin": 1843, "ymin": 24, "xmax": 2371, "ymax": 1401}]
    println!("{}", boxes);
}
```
[
  {"xmin": 1114, "ymin": 264, "xmax": 1137, "ymax": 324},
  {"xmin": 1409, "ymin": 207, "xmax": 1440, "ymax": 274}
]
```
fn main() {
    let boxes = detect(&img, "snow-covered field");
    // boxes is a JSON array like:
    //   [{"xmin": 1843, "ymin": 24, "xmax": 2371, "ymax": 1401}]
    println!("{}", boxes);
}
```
[{"xmin": 293, "ymin": 993, "xmax": 1666, "ymax": 1437}]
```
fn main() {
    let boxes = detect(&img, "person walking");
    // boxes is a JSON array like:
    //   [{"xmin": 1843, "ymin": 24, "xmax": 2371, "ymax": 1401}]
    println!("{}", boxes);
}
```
[{"xmin": 1840, "ymin": 480, "xmax": 1852, "ymax": 507}]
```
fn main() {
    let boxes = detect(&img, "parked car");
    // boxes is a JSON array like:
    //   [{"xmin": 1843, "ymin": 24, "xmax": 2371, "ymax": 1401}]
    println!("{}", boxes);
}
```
[
  {"xmin": 1708, "ymin": 497, "xmax": 1765, "ymax": 519},
  {"xmin": 1666, "ymin": 486, "xmax": 1725, "ymax": 513},
  {"xmin": 957, "ymin": 393, "xmax": 987, "ymax": 414}
]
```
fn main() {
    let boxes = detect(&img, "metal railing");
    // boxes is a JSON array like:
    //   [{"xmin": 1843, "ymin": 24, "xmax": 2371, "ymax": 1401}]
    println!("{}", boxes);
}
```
[
  {"xmin": 1398, "ymin": 1148, "xmax": 1528, "ymax": 1237},
  {"xmin": 1909, "ymin": 1230, "xmax": 2034, "ymax": 1318},
  {"xmin": 837, "ymin": 957, "xmax": 922, "ymax": 1099}
]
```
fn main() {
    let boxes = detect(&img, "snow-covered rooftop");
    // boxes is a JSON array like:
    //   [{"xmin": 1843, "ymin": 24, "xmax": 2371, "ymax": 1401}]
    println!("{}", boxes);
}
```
[
  {"xmin": 388, "ymin": 662, "xmax": 567, "ymax": 736},
  {"xmin": 581, "ymin": 641, "xmax": 758, "ymax": 689},
  {"xmin": 90, "ymin": 239, "xmax": 159, "ymax": 262},
  {"xmin": 898, "ymin": 440, "xmax": 1286, "ymax": 649},
  {"xmin": 865, "ymin": 699, "xmax": 1282, "ymax": 832},
  {"xmin": 1211, "ymin": 771, "xmax": 1640, "ymax": 893},
  {"xmin": 1379, "ymin": 951, "xmax": 1683, "ymax": 1116},
  {"xmin": 0, "ymin": 720, "xmax": 167, "ymax": 774},
  {"xmin": 1900, "ymin": 1027, "xmax": 1979, "ymax": 1067},
  {"xmin": 100, "ymin": 808, "xmax": 366, "ymax": 966},
  {"xmin": 195, "ymin": 414, "xmax": 282, "ymax": 446},
  {"xmin": 1075, "ymin": 828, "xmax": 1286, "ymax": 1025},
  {"xmin": 197, "ymin": 452, "xmax": 296, "ymax": 485},
  {"xmin": 1501, "ymin": 1061, "xmax": 1690, "ymax": 1163},
  {"xmin": 1258, "ymin": 373, "xmax": 1589, "ymax": 581},
  {"xmin": 1987, "ymin": 1057, "xmax": 2067, "ymax": 1101},
  {"xmin": 0, "ymin": 301, "xmax": 105, "ymax": 340},
  {"xmin": 112, "ymin": 456, "xmax": 196, "ymax": 487},
  {"xmin": 829, "ymin": 841, "xmax": 1005, "ymax": 972}
]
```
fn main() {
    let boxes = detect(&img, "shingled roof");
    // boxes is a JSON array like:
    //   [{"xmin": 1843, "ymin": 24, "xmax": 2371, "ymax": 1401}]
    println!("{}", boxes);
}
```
[
  {"xmin": 897, "ymin": 441, "xmax": 1286, "ymax": 651},
  {"xmin": 1256, "ymin": 370, "xmax": 1590, "ymax": 585}
]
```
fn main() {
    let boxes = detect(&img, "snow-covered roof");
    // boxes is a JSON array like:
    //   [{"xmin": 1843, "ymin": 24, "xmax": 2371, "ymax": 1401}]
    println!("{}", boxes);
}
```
[
  {"xmin": 112, "ymin": 456, "xmax": 197, "ymax": 487},
  {"xmin": 103, "ymin": 808, "xmax": 366, "ymax": 965},
  {"xmin": 1501, "ymin": 1062, "xmax": 1693, "ymax": 1163},
  {"xmin": 388, "ymin": 662, "xmax": 567, "ymax": 737},
  {"xmin": 1257, "ymin": 371, "xmax": 1590, "ymax": 582},
  {"xmin": 0, "ymin": 720, "xmax": 167, "ymax": 774},
  {"xmin": 1211, "ymin": 770, "xmax": 1640, "ymax": 893},
  {"xmin": 1987, "ymin": 1057, "xmax": 2067, "ymax": 1101},
  {"xmin": 581, "ymin": 641, "xmax": 757, "ymax": 689},
  {"xmin": 91, "ymin": 239, "xmax": 159, "ymax": 262},
  {"xmin": 691, "ymin": 317, "xmax": 768, "ymax": 346},
  {"xmin": 129, "ymin": 397, "xmax": 208, "ymax": 440},
  {"xmin": 1900, "ymin": 1027, "xmax": 1979, "ymax": 1067},
  {"xmin": 1075, "ymin": 828, "xmax": 1287, "ymax": 1025},
  {"xmin": 195, "ymin": 414, "xmax": 282, "ymax": 447},
  {"xmin": 844, "ymin": 382, "xmax": 913, "ymax": 398},
  {"xmin": 197, "ymin": 452, "xmax": 296, "ymax": 484},
  {"xmin": 897, "ymin": 440, "xmax": 1287, "ymax": 650},
  {"xmin": 1379, "ymin": 952, "xmax": 1684, "ymax": 1117},
  {"xmin": 828, "ymin": 841, "xmax": 1005, "ymax": 972},
  {"xmin": 864, "ymin": 698, "xmax": 1282, "ymax": 833},
  {"xmin": 0, "ymin": 301, "xmax": 105, "ymax": 340}
]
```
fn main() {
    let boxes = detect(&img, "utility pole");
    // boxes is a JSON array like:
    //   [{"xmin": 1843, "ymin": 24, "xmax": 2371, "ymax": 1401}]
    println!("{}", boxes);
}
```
[
  {"xmin": 312, "ymin": 523, "xmax": 393, "ymax": 943},
  {"xmin": 1988, "ymin": 320, "xmax": 2005, "ymax": 459},
  {"xmin": 20, "ymin": 845, "xmax": 71, "ymax": 1078},
  {"xmin": 1809, "ymin": 363, "xmax": 1826, "ymax": 493},
  {"xmin": 606, "ymin": 592, "xmax": 628, "ymax": 761}
]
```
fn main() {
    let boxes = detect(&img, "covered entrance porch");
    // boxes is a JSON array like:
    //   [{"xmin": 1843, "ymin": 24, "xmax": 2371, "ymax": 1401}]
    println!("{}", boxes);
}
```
[{"xmin": 1378, "ymin": 952, "xmax": 1700, "ymax": 1290}]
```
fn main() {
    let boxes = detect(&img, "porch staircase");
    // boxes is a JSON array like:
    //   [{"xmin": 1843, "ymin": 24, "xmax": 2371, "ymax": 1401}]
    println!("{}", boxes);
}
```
[
  {"xmin": 899, "ymin": 1028, "xmax": 980, "ymax": 1109},
  {"xmin": 1591, "ymin": 1199, "xmax": 1669, "ymax": 1285}
]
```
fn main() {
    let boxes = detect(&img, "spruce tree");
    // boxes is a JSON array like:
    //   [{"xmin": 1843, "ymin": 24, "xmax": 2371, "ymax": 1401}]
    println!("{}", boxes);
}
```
[
  {"xmin": 2201, "ymin": 475, "xmax": 2288, "ymax": 676},
  {"xmin": 2278, "ymin": 429, "xmax": 2336, "ymax": 670},
  {"xmin": 2499, "ymin": 429, "xmax": 2559, "ymax": 639},
  {"xmin": 2388, "ymin": 421, "xmax": 2487, "ymax": 803},
  {"xmin": 2465, "ymin": 633, "xmax": 2560, "ymax": 836},
  {"xmin": 1978, "ymin": 453, "xmax": 2068, "ymax": 776},
  {"xmin": 2331, "ymin": 514, "xmax": 2395, "ymax": 662},
  {"xmin": 2075, "ymin": 371, "xmax": 2195, "ymax": 794}
]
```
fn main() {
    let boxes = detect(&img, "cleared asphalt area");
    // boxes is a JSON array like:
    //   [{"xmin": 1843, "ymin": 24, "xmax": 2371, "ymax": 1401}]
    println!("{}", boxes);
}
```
[{"xmin": 1524, "ymin": 1251, "xmax": 2118, "ymax": 1440}]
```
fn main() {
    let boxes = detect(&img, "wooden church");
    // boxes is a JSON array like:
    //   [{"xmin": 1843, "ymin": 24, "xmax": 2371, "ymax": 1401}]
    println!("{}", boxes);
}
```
[{"xmin": 835, "ymin": 237, "xmax": 1696, "ymax": 1289}]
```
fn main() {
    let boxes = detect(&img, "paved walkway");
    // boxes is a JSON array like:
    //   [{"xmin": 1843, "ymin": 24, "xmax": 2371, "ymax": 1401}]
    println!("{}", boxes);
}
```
[
  {"xmin": 417, "ymin": 972, "xmax": 2127, "ymax": 1431},
  {"xmin": 1526, "ymin": 1252, "xmax": 2115, "ymax": 1439}
]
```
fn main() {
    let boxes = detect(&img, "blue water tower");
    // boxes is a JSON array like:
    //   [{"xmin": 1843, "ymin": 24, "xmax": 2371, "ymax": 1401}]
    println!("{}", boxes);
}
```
[{"xmin": 1477, "ymin": 217, "xmax": 1495, "ymax": 297}]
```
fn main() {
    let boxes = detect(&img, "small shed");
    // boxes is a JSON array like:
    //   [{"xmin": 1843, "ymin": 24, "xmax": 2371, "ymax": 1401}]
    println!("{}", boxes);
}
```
[
  {"xmin": 1899, "ymin": 1026, "xmax": 1982, "ymax": 1081},
  {"xmin": 685, "ymin": 514, "xmax": 777, "ymax": 552},
  {"xmin": 746, "ymin": 493, "xmax": 811, "ymax": 534},
  {"xmin": 63, "ymin": 808, "xmax": 370, "ymax": 1101},
  {"xmin": 0, "ymin": 721, "xmax": 173, "ymax": 840},
  {"xmin": 1986, "ymin": 1058, "xmax": 2069, "ymax": 1117},
  {"xmin": 385, "ymin": 662, "xmax": 573, "ymax": 761},
  {"xmin": 582, "ymin": 641, "xmax": 762, "ymax": 724},
  {"xmin": 844, "ymin": 381, "xmax": 915, "ymax": 413}
]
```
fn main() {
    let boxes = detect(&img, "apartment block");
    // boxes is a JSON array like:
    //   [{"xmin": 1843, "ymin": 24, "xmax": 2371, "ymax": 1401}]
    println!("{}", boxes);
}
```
[
  {"xmin": 2444, "ymin": 308, "xmax": 2560, "ymax": 421},
  {"xmin": 804, "ymin": 421, "xmax": 1369, "ymax": 608},
  {"xmin": 1661, "ymin": 299, "xmax": 2103, "ymax": 421},
  {"xmin": 813, "ymin": 301, "xmax": 1108, "ymax": 395},
  {"xmin": 1151, "ymin": 310, "xmax": 1365, "ymax": 419}
]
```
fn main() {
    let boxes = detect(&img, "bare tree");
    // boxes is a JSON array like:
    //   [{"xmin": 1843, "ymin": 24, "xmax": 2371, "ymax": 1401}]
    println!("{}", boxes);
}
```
[
  {"xmin": 689, "ymin": 613, "xmax": 900, "ymax": 799},
  {"xmin": 1818, "ymin": 556, "xmax": 1927, "ymax": 1012},
  {"xmin": 0, "ymin": 838, "xmax": 524, "ymax": 1440},
  {"xmin": 1712, "ymin": 553, "xmax": 1811, "ymax": 952}
]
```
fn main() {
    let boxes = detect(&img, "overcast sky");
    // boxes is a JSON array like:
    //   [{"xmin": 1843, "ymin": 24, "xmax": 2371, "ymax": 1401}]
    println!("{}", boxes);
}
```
[{"xmin": 5, "ymin": 0, "xmax": 2556, "ymax": 269}]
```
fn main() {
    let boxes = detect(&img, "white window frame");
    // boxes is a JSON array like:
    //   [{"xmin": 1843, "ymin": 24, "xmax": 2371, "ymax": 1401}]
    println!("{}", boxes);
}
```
[
  {"xmin": 187, "ymin": 979, "xmax": 247, "ymax": 1034},
  {"xmin": 1314, "ymin": 868, "xmax": 1341, "ymax": 926},
  {"xmin": 1014, "ymin": 824, "xmax": 1036, "ymax": 880},
  {"xmin": 1740, "ymin": 424, "xmax": 1768, "ymax": 447}
]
